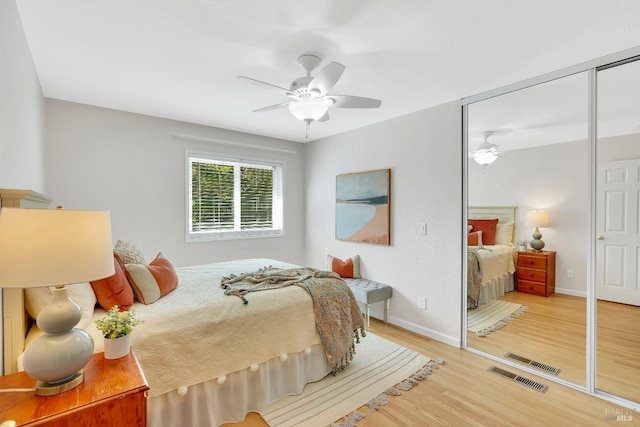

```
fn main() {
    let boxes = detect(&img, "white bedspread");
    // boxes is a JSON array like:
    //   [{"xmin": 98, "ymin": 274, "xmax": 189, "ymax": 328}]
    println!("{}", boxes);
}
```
[
  {"xmin": 475, "ymin": 245, "xmax": 516, "ymax": 285},
  {"xmin": 88, "ymin": 258, "xmax": 321, "ymax": 398}
]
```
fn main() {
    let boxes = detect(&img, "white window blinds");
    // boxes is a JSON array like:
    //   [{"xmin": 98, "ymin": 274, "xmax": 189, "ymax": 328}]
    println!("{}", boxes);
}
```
[{"xmin": 187, "ymin": 151, "xmax": 284, "ymax": 241}]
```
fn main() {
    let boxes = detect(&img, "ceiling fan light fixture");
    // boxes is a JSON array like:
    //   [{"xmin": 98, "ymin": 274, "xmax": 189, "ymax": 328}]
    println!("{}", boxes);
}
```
[
  {"xmin": 288, "ymin": 100, "xmax": 329, "ymax": 122},
  {"xmin": 473, "ymin": 150, "xmax": 498, "ymax": 165}
]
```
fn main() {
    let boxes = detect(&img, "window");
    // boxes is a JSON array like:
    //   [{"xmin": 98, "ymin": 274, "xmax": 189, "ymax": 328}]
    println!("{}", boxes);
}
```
[{"xmin": 187, "ymin": 151, "xmax": 284, "ymax": 241}]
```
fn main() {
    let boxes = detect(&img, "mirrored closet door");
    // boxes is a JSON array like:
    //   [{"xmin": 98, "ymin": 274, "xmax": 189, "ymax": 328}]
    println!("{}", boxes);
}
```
[
  {"xmin": 465, "ymin": 72, "xmax": 589, "ymax": 387},
  {"xmin": 595, "ymin": 57, "xmax": 640, "ymax": 403},
  {"xmin": 464, "ymin": 48, "xmax": 640, "ymax": 407}
]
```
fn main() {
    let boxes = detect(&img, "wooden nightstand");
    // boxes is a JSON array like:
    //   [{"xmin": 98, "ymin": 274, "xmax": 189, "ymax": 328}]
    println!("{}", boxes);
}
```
[
  {"xmin": 517, "ymin": 250, "xmax": 556, "ymax": 297},
  {"xmin": 0, "ymin": 351, "xmax": 148, "ymax": 426}
]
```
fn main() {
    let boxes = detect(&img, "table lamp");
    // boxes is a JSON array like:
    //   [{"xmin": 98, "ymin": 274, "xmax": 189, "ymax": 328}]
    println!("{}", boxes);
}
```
[
  {"xmin": 525, "ymin": 210, "xmax": 551, "ymax": 252},
  {"xmin": 0, "ymin": 207, "xmax": 114, "ymax": 396}
]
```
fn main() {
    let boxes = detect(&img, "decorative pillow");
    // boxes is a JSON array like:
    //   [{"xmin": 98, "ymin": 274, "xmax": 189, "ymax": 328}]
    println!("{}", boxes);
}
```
[
  {"xmin": 468, "ymin": 218, "xmax": 499, "ymax": 245},
  {"xmin": 468, "ymin": 230, "xmax": 483, "ymax": 246},
  {"xmin": 25, "ymin": 282, "xmax": 97, "ymax": 330},
  {"xmin": 114, "ymin": 240, "xmax": 147, "ymax": 265},
  {"xmin": 468, "ymin": 224, "xmax": 473, "ymax": 233},
  {"xmin": 125, "ymin": 253, "xmax": 179, "ymax": 304},
  {"xmin": 327, "ymin": 254, "xmax": 361, "ymax": 279},
  {"xmin": 90, "ymin": 257, "xmax": 135, "ymax": 311},
  {"xmin": 495, "ymin": 221, "xmax": 515, "ymax": 245}
]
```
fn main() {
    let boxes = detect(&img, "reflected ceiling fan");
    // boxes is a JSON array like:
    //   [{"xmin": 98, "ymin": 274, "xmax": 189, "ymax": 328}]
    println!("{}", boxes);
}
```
[
  {"xmin": 470, "ymin": 131, "xmax": 501, "ymax": 165},
  {"xmin": 238, "ymin": 54, "xmax": 382, "ymax": 138}
]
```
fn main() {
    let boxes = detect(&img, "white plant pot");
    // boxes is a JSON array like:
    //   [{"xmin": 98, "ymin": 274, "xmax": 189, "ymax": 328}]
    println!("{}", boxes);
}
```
[{"xmin": 104, "ymin": 334, "xmax": 131, "ymax": 360}]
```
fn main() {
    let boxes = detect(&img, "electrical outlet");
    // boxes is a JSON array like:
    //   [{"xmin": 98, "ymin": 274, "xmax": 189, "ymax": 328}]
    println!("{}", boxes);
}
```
[
  {"xmin": 418, "ymin": 223, "xmax": 427, "ymax": 235},
  {"xmin": 567, "ymin": 269, "xmax": 574, "ymax": 279},
  {"xmin": 418, "ymin": 296, "xmax": 427, "ymax": 310}
]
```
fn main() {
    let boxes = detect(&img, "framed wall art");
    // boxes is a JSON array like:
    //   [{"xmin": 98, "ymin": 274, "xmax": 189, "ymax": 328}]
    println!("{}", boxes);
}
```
[{"xmin": 335, "ymin": 168, "xmax": 390, "ymax": 245}]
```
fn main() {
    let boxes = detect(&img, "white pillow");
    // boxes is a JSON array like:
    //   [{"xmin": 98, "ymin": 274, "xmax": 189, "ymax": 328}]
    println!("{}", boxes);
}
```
[
  {"xmin": 25, "ymin": 282, "xmax": 97, "ymax": 330},
  {"xmin": 495, "ymin": 221, "xmax": 515, "ymax": 245}
]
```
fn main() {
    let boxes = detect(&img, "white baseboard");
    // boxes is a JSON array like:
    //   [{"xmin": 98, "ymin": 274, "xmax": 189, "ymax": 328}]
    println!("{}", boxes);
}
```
[
  {"xmin": 367, "ymin": 309, "xmax": 460, "ymax": 348},
  {"xmin": 555, "ymin": 287, "xmax": 586, "ymax": 298}
]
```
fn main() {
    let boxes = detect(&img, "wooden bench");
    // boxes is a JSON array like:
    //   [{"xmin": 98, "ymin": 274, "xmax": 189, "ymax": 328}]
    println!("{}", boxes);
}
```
[{"xmin": 342, "ymin": 278, "xmax": 392, "ymax": 329}]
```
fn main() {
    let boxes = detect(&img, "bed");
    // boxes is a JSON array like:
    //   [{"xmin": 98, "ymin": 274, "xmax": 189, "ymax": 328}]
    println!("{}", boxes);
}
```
[
  {"xmin": 1, "ymin": 191, "xmax": 364, "ymax": 426},
  {"xmin": 8, "ymin": 257, "xmax": 365, "ymax": 426},
  {"xmin": 467, "ymin": 206, "xmax": 518, "ymax": 308}
]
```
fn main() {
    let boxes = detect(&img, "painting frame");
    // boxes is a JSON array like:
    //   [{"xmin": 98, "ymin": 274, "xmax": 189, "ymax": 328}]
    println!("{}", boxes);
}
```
[{"xmin": 335, "ymin": 168, "xmax": 391, "ymax": 245}]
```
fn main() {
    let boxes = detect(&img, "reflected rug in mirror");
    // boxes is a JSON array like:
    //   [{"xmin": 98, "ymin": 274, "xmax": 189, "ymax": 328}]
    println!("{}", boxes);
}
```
[
  {"xmin": 467, "ymin": 300, "xmax": 528, "ymax": 337},
  {"xmin": 261, "ymin": 332, "xmax": 442, "ymax": 427}
]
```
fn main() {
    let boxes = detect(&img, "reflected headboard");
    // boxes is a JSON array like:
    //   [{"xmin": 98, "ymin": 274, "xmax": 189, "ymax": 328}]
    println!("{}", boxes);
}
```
[
  {"xmin": 468, "ymin": 206, "xmax": 516, "ymax": 223},
  {"xmin": 468, "ymin": 206, "xmax": 517, "ymax": 244},
  {"xmin": 1, "ymin": 189, "xmax": 52, "ymax": 374}
]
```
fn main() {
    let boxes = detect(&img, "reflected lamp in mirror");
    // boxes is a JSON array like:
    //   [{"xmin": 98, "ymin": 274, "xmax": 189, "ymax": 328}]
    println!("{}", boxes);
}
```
[
  {"xmin": 525, "ymin": 210, "xmax": 551, "ymax": 252},
  {"xmin": 0, "ymin": 207, "xmax": 114, "ymax": 396}
]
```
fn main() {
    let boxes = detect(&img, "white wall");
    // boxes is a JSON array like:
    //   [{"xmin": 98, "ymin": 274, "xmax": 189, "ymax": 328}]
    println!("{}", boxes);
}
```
[
  {"xmin": 305, "ymin": 100, "xmax": 463, "ymax": 346},
  {"xmin": 0, "ymin": 0, "xmax": 45, "ymax": 192},
  {"xmin": 44, "ymin": 99, "xmax": 307, "ymax": 268},
  {"xmin": 468, "ymin": 139, "xmax": 589, "ymax": 296},
  {"xmin": 0, "ymin": 0, "xmax": 46, "ymax": 375}
]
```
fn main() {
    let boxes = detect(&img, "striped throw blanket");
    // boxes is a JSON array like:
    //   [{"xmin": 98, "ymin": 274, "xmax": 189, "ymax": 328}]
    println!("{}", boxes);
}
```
[{"xmin": 221, "ymin": 267, "xmax": 365, "ymax": 373}]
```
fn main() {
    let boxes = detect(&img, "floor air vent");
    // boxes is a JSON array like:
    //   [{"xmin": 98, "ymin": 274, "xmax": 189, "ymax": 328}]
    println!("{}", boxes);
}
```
[
  {"xmin": 487, "ymin": 366, "xmax": 549, "ymax": 393},
  {"xmin": 504, "ymin": 352, "xmax": 561, "ymax": 375}
]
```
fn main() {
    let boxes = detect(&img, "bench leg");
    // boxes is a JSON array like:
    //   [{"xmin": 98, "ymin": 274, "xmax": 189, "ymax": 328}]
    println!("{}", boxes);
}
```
[
  {"xmin": 365, "ymin": 304, "xmax": 371, "ymax": 329},
  {"xmin": 384, "ymin": 299, "xmax": 389, "ymax": 324}
]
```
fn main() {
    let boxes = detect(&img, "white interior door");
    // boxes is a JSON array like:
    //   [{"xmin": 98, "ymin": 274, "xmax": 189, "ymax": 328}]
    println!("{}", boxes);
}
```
[{"xmin": 596, "ymin": 159, "xmax": 640, "ymax": 306}]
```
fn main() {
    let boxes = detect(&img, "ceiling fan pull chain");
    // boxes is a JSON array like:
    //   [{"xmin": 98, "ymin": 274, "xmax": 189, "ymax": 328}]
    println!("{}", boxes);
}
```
[{"xmin": 305, "ymin": 120, "xmax": 310, "ymax": 139}]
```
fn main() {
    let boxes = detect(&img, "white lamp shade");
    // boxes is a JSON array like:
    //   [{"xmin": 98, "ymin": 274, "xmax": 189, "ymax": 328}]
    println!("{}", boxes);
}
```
[
  {"xmin": 288, "ymin": 100, "xmax": 329, "ymax": 121},
  {"xmin": 0, "ymin": 208, "xmax": 114, "ymax": 288},
  {"xmin": 525, "ymin": 210, "xmax": 551, "ymax": 228}
]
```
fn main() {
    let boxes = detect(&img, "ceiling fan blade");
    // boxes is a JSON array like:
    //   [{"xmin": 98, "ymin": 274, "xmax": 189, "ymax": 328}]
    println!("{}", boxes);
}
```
[
  {"xmin": 238, "ymin": 76, "xmax": 294, "ymax": 97},
  {"xmin": 318, "ymin": 111, "xmax": 330, "ymax": 122},
  {"xmin": 308, "ymin": 62, "xmax": 345, "ymax": 95},
  {"xmin": 253, "ymin": 102, "xmax": 291, "ymax": 113},
  {"xmin": 329, "ymin": 95, "xmax": 382, "ymax": 108}
]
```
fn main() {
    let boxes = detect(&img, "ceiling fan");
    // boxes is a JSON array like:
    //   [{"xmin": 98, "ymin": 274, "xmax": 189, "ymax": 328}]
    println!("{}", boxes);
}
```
[
  {"xmin": 238, "ymin": 54, "xmax": 382, "ymax": 138},
  {"xmin": 471, "ymin": 131, "xmax": 501, "ymax": 165}
]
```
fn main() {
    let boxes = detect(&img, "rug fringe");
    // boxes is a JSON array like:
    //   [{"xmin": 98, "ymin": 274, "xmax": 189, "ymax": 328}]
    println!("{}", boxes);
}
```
[
  {"xmin": 475, "ymin": 305, "xmax": 528, "ymax": 337},
  {"xmin": 329, "ymin": 359, "xmax": 444, "ymax": 426}
]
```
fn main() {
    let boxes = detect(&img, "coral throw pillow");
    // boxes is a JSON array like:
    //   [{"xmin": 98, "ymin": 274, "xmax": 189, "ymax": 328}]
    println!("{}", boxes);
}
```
[
  {"xmin": 468, "ymin": 231, "xmax": 483, "ymax": 246},
  {"xmin": 328, "ymin": 255, "xmax": 361, "ymax": 278},
  {"xmin": 91, "ymin": 257, "xmax": 135, "ymax": 311},
  {"xmin": 468, "ymin": 219, "xmax": 499, "ymax": 245},
  {"xmin": 125, "ymin": 253, "xmax": 179, "ymax": 304}
]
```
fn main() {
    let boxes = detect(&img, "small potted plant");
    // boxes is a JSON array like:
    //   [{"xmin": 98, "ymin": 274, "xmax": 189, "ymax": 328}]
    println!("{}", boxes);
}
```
[
  {"xmin": 516, "ymin": 240, "xmax": 529, "ymax": 252},
  {"xmin": 95, "ymin": 305, "xmax": 142, "ymax": 359}
]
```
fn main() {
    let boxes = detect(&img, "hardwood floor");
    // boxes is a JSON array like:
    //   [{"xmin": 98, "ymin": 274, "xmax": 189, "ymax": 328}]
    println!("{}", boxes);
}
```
[
  {"xmin": 468, "ymin": 291, "xmax": 640, "ymax": 403},
  {"xmin": 222, "ymin": 317, "xmax": 637, "ymax": 427},
  {"xmin": 597, "ymin": 299, "xmax": 640, "ymax": 402},
  {"xmin": 468, "ymin": 292, "xmax": 587, "ymax": 385}
]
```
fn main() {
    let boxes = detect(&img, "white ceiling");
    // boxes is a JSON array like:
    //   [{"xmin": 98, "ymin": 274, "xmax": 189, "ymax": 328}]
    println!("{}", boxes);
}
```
[{"xmin": 15, "ymin": 0, "xmax": 640, "ymax": 143}]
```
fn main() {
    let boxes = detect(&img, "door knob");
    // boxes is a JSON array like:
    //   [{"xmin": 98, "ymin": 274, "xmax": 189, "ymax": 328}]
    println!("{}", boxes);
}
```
[{"xmin": 596, "ymin": 235, "xmax": 604, "ymax": 240}]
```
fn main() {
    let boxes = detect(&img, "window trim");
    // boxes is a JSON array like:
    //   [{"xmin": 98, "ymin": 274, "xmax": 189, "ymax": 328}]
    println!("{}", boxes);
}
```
[{"xmin": 185, "ymin": 150, "xmax": 285, "ymax": 242}]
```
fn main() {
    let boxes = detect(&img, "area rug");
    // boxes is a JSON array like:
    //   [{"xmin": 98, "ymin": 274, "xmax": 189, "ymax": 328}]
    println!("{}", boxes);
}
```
[
  {"xmin": 261, "ymin": 333, "xmax": 442, "ymax": 427},
  {"xmin": 467, "ymin": 299, "xmax": 528, "ymax": 337}
]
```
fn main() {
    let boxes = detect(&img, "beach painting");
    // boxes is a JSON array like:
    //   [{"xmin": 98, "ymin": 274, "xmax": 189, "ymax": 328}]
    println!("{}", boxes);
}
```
[{"xmin": 335, "ymin": 169, "xmax": 390, "ymax": 245}]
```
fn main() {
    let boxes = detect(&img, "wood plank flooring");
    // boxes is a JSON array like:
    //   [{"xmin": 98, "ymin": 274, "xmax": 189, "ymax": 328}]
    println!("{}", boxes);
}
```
[
  {"xmin": 468, "ymin": 292, "xmax": 587, "ymax": 385},
  {"xmin": 222, "ymin": 314, "xmax": 637, "ymax": 426},
  {"xmin": 468, "ymin": 291, "xmax": 640, "ymax": 403}
]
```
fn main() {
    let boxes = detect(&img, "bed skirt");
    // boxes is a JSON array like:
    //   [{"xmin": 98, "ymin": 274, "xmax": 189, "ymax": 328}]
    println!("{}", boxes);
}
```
[
  {"xmin": 147, "ymin": 343, "xmax": 332, "ymax": 427},
  {"xmin": 478, "ymin": 273, "xmax": 515, "ymax": 305}
]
